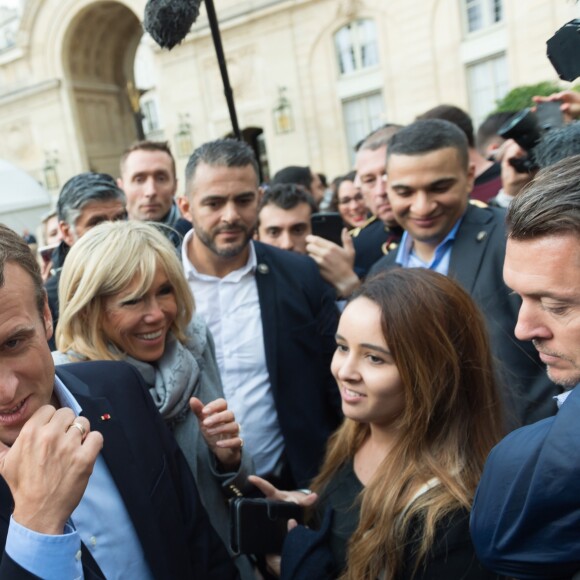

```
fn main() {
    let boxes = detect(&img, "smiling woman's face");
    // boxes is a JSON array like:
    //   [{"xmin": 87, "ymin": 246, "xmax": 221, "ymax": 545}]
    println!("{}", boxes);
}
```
[
  {"xmin": 337, "ymin": 180, "xmax": 367, "ymax": 228},
  {"xmin": 101, "ymin": 263, "xmax": 177, "ymax": 362},
  {"xmin": 331, "ymin": 297, "xmax": 405, "ymax": 427}
]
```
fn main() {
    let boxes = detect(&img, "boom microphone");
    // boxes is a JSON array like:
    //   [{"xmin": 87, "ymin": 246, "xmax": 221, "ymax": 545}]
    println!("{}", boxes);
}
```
[{"xmin": 144, "ymin": 0, "xmax": 203, "ymax": 50}]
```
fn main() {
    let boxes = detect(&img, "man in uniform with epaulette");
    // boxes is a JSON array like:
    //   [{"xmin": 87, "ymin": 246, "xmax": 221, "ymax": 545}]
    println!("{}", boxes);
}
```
[
  {"xmin": 369, "ymin": 118, "xmax": 558, "ymax": 427},
  {"xmin": 305, "ymin": 124, "xmax": 404, "ymax": 298}
]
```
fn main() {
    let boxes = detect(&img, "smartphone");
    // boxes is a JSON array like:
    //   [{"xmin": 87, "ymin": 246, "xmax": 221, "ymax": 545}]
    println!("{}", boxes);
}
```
[
  {"xmin": 230, "ymin": 498, "xmax": 304, "ymax": 554},
  {"xmin": 536, "ymin": 101, "xmax": 564, "ymax": 131},
  {"xmin": 38, "ymin": 243, "xmax": 59, "ymax": 264},
  {"xmin": 311, "ymin": 212, "xmax": 344, "ymax": 246}
]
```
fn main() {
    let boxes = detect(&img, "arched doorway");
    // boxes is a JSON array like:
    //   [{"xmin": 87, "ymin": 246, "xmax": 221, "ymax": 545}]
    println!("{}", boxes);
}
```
[
  {"xmin": 63, "ymin": 2, "xmax": 142, "ymax": 176},
  {"xmin": 224, "ymin": 127, "xmax": 270, "ymax": 183},
  {"xmin": 243, "ymin": 127, "xmax": 270, "ymax": 183}
]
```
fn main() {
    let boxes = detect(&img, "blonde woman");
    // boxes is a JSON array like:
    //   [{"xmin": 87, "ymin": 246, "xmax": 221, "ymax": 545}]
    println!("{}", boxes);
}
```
[
  {"xmin": 53, "ymin": 220, "xmax": 254, "ymax": 579},
  {"xmin": 252, "ymin": 269, "xmax": 505, "ymax": 579}
]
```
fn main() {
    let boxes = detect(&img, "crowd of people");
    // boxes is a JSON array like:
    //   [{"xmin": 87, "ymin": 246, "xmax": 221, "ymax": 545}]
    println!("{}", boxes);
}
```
[{"xmin": 3, "ymin": 89, "xmax": 580, "ymax": 578}]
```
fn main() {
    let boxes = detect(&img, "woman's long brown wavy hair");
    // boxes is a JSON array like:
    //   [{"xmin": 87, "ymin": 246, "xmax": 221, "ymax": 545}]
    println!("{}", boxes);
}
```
[{"xmin": 311, "ymin": 268, "xmax": 504, "ymax": 579}]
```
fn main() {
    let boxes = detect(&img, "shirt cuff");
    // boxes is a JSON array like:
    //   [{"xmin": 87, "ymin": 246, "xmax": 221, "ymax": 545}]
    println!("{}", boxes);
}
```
[{"xmin": 5, "ymin": 516, "xmax": 83, "ymax": 580}]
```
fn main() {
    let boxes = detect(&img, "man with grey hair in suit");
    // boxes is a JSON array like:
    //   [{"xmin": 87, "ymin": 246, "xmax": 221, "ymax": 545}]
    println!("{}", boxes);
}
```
[
  {"xmin": 45, "ymin": 173, "xmax": 127, "ymax": 349},
  {"xmin": 369, "ymin": 118, "xmax": 558, "ymax": 427}
]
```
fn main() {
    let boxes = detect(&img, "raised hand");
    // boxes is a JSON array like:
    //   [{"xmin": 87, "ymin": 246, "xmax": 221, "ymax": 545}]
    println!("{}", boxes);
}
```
[
  {"xmin": 500, "ymin": 139, "xmax": 535, "ymax": 198},
  {"xmin": 248, "ymin": 475, "xmax": 318, "ymax": 507},
  {"xmin": 533, "ymin": 90, "xmax": 580, "ymax": 123},
  {"xmin": 190, "ymin": 397, "xmax": 242, "ymax": 471},
  {"xmin": 306, "ymin": 229, "xmax": 360, "ymax": 298},
  {"xmin": 0, "ymin": 405, "xmax": 103, "ymax": 534}
]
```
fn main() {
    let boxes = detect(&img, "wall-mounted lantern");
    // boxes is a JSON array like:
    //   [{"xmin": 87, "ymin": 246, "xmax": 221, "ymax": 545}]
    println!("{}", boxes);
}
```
[
  {"xmin": 175, "ymin": 113, "xmax": 194, "ymax": 158},
  {"xmin": 43, "ymin": 149, "xmax": 59, "ymax": 191},
  {"xmin": 272, "ymin": 87, "xmax": 294, "ymax": 134},
  {"xmin": 127, "ymin": 81, "xmax": 146, "ymax": 140}
]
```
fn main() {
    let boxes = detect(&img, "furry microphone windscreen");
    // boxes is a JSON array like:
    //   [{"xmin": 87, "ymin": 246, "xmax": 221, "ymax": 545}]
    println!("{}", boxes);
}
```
[{"xmin": 144, "ymin": 0, "xmax": 202, "ymax": 50}]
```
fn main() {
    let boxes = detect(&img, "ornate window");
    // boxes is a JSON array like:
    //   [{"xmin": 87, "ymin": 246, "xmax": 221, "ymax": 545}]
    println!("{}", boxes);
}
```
[
  {"xmin": 464, "ymin": 0, "xmax": 503, "ymax": 34},
  {"xmin": 334, "ymin": 19, "xmax": 379, "ymax": 75},
  {"xmin": 467, "ymin": 53, "xmax": 509, "ymax": 128},
  {"xmin": 141, "ymin": 98, "xmax": 161, "ymax": 136},
  {"xmin": 342, "ymin": 92, "xmax": 385, "ymax": 165},
  {"xmin": 0, "ymin": 8, "xmax": 18, "ymax": 52}
]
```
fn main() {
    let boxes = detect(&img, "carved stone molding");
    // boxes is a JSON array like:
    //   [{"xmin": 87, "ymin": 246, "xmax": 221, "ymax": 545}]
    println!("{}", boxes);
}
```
[{"xmin": 337, "ymin": 0, "xmax": 363, "ymax": 20}]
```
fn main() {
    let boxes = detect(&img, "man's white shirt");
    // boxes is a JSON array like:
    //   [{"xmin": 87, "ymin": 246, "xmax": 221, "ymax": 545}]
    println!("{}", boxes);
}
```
[{"xmin": 181, "ymin": 230, "xmax": 284, "ymax": 475}]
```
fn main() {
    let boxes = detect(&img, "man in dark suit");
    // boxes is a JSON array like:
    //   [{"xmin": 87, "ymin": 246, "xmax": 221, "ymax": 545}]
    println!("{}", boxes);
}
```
[
  {"xmin": 0, "ymin": 224, "xmax": 236, "ymax": 579},
  {"xmin": 368, "ymin": 119, "xmax": 558, "ymax": 427},
  {"xmin": 180, "ymin": 139, "xmax": 342, "ymax": 489},
  {"xmin": 470, "ymin": 155, "xmax": 580, "ymax": 579},
  {"xmin": 46, "ymin": 172, "xmax": 127, "ymax": 349}
]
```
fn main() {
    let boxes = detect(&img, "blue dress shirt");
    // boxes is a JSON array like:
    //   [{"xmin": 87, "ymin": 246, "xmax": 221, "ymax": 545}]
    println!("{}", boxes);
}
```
[
  {"xmin": 395, "ymin": 215, "xmax": 464, "ymax": 275},
  {"xmin": 5, "ymin": 376, "xmax": 153, "ymax": 580}
]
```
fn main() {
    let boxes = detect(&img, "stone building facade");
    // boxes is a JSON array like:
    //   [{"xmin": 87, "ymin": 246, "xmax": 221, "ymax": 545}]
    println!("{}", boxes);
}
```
[{"xmin": 0, "ymin": 0, "xmax": 578, "ymax": 202}]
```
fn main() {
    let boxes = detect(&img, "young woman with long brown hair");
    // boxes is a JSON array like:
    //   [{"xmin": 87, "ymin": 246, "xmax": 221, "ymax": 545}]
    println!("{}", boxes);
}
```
[{"xmin": 251, "ymin": 268, "xmax": 505, "ymax": 579}]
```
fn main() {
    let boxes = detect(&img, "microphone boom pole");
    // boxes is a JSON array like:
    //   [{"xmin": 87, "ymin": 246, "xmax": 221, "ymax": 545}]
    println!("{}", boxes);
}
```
[{"xmin": 204, "ymin": 0, "xmax": 242, "ymax": 140}]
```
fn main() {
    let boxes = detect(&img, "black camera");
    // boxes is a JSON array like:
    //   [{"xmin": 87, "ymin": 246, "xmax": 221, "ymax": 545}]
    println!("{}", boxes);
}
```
[
  {"xmin": 497, "ymin": 17, "xmax": 580, "ymax": 174},
  {"xmin": 547, "ymin": 19, "xmax": 580, "ymax": 83},
  {"xmin": 498, "ymin": 102, "xmax": 564, "ymax": 173}
]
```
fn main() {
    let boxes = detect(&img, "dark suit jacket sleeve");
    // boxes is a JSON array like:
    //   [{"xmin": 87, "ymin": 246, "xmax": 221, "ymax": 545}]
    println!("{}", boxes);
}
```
[
  {"xmin": 254, "ymin": 242, "xmax": 342, "ymax": 486},
  {"xmin": 316, "ymin": 275, "xmax": 343, "ymax": 420},
  {"xmin": 302, "ymin": 256, "xmax": 343, "ymax": 430},
  {"xmin": 0, "ymin": 554, "xmax": 42, "ymax": 580},
  {"xmin": 367, "ymin": 250, "xmax": 398, "ymax": 279},
  {"xmin": 4, "ymin": 362, "xmax": 238, "ymax": 580},
  {"xmin": 471, "ymin": 388, "xmax": 580, "ymax": 579},
  {"xmin": 0, "ymin": 553, "xmax": 108, "ymax": 580},
  {"xmin": 155, "ymin": 400, "xmax": 238, "ymax": 579},
  {"xmin": 76, "ymin": 361, "xmax": 238, "ymax": 580},
  {"xmin": 281, "ymin": 255, "xmax": 342, "ymax": 485},
  {"xmin": 1, "ymin": 362, "xmax": 238, "ymax": 580}
]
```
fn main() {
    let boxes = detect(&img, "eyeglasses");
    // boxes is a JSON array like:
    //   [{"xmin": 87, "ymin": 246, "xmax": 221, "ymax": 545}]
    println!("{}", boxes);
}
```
[{"xmin": 338, "ymin": 192, "xmax": 364, "ymax": 205}]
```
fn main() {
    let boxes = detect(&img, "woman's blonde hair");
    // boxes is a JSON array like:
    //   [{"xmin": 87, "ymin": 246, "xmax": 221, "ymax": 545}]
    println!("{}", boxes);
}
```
[
  {"xmin": 311, "ymin": 269, "xmax": 504, "ymax": 579},
  {"xmin": 56, "ymin": 220, "xmax": 194, "ymax": 361}
]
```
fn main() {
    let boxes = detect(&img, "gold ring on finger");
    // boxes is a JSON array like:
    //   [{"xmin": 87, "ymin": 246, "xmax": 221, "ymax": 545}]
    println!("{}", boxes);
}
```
[{"xmin": 67, "ymin": 421, "xmax": 87, "ymax": 438}]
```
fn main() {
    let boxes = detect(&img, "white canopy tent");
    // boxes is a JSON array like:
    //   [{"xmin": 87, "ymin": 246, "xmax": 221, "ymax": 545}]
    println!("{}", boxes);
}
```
[{"xmin": 0, "ymin": 159, "xmax": 52, "ymax": 235}]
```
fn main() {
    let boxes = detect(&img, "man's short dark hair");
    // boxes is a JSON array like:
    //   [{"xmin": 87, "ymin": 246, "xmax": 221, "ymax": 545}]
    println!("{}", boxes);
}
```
[
  {"xmin": 185, "ymin": 138, "xmax": 260, "ymax": 190},
  {"xmin": 476, "ymin": 111, "xmax": 515, "ymax": 155},
  {"xmin": 120, "ymin": 140, "xmax": 176, "ymax": 178},
  {"xmin": 417, "ymin": 104, "xmax": 475, "ymax": 148},
  {"xmin": 271, "ymin": 166, "xmax": 312, "ymax": 191},
  {"xmin": 0, "ymin": 223, "xmax": 45, "ymax": 316},
  {"xmin": 56, "ymin": 172, "xmax": 126, "ymax": 227},
  {"xmin": 534, "ymin": 122, "xmax": 580, "ymax": 169},
  {"xmin": 258, "ymin": 183, "xmax": 317, "ymax": 217},
  {"xmin": 387, "ymin": 119, "xmax": 469, "ymax": 169},
  {"xmin": 507, "ymin": 154, "xmax": 580, "ymax": 240}
]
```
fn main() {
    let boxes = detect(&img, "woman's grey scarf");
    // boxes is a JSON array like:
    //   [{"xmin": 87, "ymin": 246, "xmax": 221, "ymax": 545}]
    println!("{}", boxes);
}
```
[{"xmin": 125, "ymin": 316, "xmax": 207, "ymax": 427}]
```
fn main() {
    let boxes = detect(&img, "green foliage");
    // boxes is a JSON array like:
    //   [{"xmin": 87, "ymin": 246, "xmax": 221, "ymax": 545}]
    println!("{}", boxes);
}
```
[{"xmin": 494, "ymin": 81, "xmax": 561, "ymax": 112}]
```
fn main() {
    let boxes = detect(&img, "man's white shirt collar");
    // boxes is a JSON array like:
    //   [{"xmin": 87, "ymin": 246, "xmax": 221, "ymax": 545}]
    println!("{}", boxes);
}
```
[{"xmin": 181, "ymin": 229, "xmax": 257, "ymax": 282}]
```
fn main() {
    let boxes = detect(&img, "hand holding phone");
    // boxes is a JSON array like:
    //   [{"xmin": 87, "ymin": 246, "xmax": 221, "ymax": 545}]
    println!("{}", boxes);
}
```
[
  {"xmin": 230, "ymin": 498, "xmax": 305, "ymax": 554},
  {"xmin": 311, "ymin": 212, "xmax": 344, "ymax": 246},
  {"xmin": 38, "ymin": 243, "xmax": 59, "ymax": 265}
]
